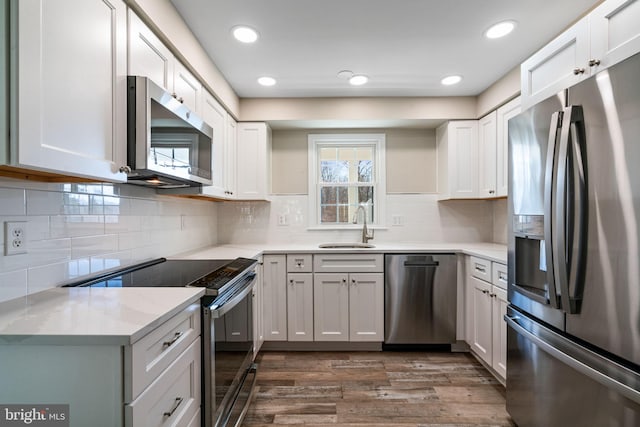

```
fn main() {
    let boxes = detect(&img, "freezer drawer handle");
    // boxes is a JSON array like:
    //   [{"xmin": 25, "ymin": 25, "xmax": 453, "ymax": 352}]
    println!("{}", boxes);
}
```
[
  {"xmin": 404, "ymin": 261, "xmax": 439, "ymax": 267},
  {"xmin": 505, "ymin": 314, "xmax": 640, "ymax": 405}
]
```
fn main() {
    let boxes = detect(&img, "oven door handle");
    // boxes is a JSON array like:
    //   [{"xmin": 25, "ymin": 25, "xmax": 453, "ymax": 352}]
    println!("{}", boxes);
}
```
[{"xmin": 211, "ymin": 274, "xmax": 256, "ymax": 318}]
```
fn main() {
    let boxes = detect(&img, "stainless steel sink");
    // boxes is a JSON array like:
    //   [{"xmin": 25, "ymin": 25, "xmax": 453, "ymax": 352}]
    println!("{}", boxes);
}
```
[{"xmin": 318, "ymin": 242, "xmax": 376, "ymax": 249}]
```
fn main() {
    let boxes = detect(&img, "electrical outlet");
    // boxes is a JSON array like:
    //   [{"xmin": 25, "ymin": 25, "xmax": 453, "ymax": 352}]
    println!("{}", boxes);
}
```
[
  {"xmin": 277, "ymin": 214, "xmax": 289, "ymax": 226},
  {"xmin": 5, "ymin": 221, "xmax": 28, "ymax": 256},
  {"xmin": 392, "ymin": 215, "xmax": 404, "ymax": 226}
]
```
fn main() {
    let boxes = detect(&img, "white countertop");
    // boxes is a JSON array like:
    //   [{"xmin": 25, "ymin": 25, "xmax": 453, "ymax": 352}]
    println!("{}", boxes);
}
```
[
  {"xmin": 173, "ymin": 242, "xmax": 508, "ymax": 264},
  {"xmin": 0, "ymin": 287, "xmax": 204, "ymax": 346}
]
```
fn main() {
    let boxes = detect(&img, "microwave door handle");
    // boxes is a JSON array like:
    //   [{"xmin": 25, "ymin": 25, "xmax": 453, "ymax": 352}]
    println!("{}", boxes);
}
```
[
  {"xmin": 544, "ymin": 111, "xmax": 563, "ymax": 309},
  {"xmin": 567, "ymin": 106, "xmax": 588, "ymax": 313}
]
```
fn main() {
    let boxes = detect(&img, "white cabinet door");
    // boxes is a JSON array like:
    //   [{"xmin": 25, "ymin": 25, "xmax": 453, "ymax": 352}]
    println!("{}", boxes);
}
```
[
  {"xmin": 201, "ymin": 90, "xmax": 228, "ymax": 199},
  {"xmin": 521, "ymin": 18, "xmax": 589, "ymax": 110},
  {"xmin": 15, "ymin": 0, "xmax": 127, "ymax": 182},
  {"xmin": 436, "ymin": 121, "xmax": 479, "ymax": 199},
  {"xmin": 236, "ymin": 122, "xmax": 271, "ymax": 200},
  {"xmin": 262, "ymin": 255, "xmax": 287, "ymax": 341},
  {"xmin": 491, "ymin": 286, "xmax": 508, "ymax": 380},
  {"xmin": 127, "ymin": 11, "xmax": 174, "ymax": 91},
  {"xmin": 287, "ymin": 273, "xmax": 314, "ymax": 341},
  {"xmin": 478, "ymin": 111, "xmax": 497, "ymax": 198},
  {"xmin": 470, "ymin": 276, "xmax": 493, "ymax": 365},
  {"xmin": 225, "ymin": 116, "xmax": 238, "ymax": 198},
  {"xmin": 173, "ymin": 61, "xmax": 202, "ymax": 114},
  {"xmin": 314, "ymin": 273, "xmax": 349, "ymax": 341},
  {"xmin": 590, "ymin": 0, "xmax": 640, "ymax": 71},
  {"xmin": 349, "ymin": 273, "xmax": 384, "ymax": 342},
  {"xmin": 495, "ymin": 97, "xmax": 521, "ymax": 197}
]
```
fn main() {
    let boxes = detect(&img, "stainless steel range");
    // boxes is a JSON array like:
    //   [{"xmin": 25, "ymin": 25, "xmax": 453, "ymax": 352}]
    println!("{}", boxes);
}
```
[{"xmin": 64, "ymin": 256, "xmax": 259, "ymax": 427}]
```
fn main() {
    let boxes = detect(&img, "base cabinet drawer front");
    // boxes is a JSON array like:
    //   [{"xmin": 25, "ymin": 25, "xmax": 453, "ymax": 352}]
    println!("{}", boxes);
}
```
[
  {"xmin": 287, "ymin": 273, "xmax": 314, "ymax": 341},
  {"xmin": 492, "ymin": 262, "xmax": 508, "ymax": 290},
  {"xmin": 469, "ymin": 256, "xmax": 492, "ymax": 283},
  {"xmin": 127, "ymin": 304, "xmax": 201, "ymax": 400},
  {"xmin": 313, "ymin": 254, "xmax": 384, "ymax": 273},
  {"xmin": 287, "ymin": 254, "xmax": 313, "ymax": 272},
  {"xmin": 126, "ymin": 338, "xmax": 201, "ymax": 427}
]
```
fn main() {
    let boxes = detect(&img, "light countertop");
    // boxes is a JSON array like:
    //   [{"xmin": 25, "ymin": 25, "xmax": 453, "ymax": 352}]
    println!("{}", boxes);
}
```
[
  {"xmin": 173, "ymin": 242, "xmax": 508, "ymax": 264},
  {"xmin": 0, "ymin": 287, "xmax": 204, "ymax": 345}
]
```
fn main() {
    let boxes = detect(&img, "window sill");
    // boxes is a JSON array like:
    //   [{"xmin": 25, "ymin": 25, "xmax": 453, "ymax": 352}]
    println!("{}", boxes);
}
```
[{"xmin": 306, "ymin": 225, "xmax": 389, "ymax": 231}]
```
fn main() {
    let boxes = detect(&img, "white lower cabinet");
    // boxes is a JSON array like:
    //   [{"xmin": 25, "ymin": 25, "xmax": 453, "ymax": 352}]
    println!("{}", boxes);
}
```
[
  {"xmin": 465, "ymin": 256, "xmax": 508, "ymax": 382},
  {"xmin": 262, "ymin": 255, "xmax": 288, "ymax": 341},
  {"xmin": 314, "ymin": 273, "xmax": 350, "ymax": 341},
  {"xmin": 287, "ymin": 273, "xmax": 314, "ymax": 341},
  {"xmin": 313, "ymin": 272, "xmax": 384, "ymax": 342},
  {"xmin": 253, "ymin": 258, "xmax": 265, "ymax": 357}
]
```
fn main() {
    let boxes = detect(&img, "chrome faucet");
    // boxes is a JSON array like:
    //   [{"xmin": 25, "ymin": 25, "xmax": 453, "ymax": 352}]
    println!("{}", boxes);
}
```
[{"xmin": 353, "ymin": 205, "xmax": 374, "ymax": 244}]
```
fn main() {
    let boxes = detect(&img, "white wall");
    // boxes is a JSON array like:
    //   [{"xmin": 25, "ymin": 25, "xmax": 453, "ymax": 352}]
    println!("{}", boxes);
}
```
[
  {"xmin": 217, "ymin": 194, "xmax": 495, "ymax": 245},
  {"xmin": 0, "ymin": 178, "xmax": 218, "ymax": 302}
]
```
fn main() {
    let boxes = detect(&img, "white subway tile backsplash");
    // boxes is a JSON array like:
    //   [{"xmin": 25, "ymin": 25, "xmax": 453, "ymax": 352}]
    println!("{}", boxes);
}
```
[
  {"xmin": 0, "ymin": 188, "xmax": 26, "ymax": 216},
  {"xmin": 1, "ymin": 178, "xmax": 218, "ymax": 298},
  {"xmin": 0, "ymin": 269, "xmax": 28, "ymax": 302}
]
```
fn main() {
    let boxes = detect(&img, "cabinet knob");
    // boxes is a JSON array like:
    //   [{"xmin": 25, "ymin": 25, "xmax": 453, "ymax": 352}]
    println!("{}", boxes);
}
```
[
  {"xmin": 178, "ymin": 97, "xmax": 184, "ymax": 104},
  {"xmin": 588, "ymin": 59, "xmax": 601, "ymax": 67},
  {"xmin": 342, "ymin": 279, "xmax": 347, "ymax": 284},
  {"xmin": 482, "ymin": 289, "xmax": 489, "ymax": 295},
  {"xmin": 489, "ymin": 190, "xmax": 495, "ymax": 194},
  {"xmin": 352, "ymin": 279, "xmax": 356, "ymax": 285},
  {"xmin": 573, "ymin": 68, "xmax": 585, "ymax": 75},
  {"xmin": 289, "ymin": 279, "xmax": 294, "ymax": 285},
  {"xmin": 119, "ymin": 165, "xmax": 132, "ymax": 174}
]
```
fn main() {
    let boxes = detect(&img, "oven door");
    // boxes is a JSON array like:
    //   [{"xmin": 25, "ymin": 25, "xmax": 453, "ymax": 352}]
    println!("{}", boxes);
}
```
[{"xmin": 202, "ymin": 272, "xmax": 257, "ymax": 427}]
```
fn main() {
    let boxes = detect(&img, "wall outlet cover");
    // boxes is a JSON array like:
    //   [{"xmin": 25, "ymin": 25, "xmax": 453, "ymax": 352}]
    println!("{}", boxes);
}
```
[{"xmin": 5, "ymin": 221, "xmax": 28, "ymax": 256}]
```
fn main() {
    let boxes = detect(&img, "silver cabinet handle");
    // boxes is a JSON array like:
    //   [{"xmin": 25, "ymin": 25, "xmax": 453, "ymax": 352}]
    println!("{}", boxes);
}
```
[
  {"xmin": 163, "ymin": 397, "xmax": 183, "ymax": 417},
  {"xmin": 588, "ymin": 59, "xmax": 601, "ymax": 67},
  {"xmin": 289, "ymin": 279, "xmax": 294, "ymax": 285},
  {"xmin": 118, "ymin": 165, "xmax": 132, "ymax": 173},
  {"xmin": 162, "ymin": 332, "xmax": 182, "ymax": 348},
  {"xmin": 475, "ymin": 264, "xmax": 486, "ymax": 273},
  {"xmin": 573, "ymin": 68, "xmax": 585, "ymax": 75}
]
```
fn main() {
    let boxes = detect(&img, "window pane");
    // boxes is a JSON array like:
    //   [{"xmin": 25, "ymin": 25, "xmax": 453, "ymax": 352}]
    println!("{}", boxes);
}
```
[
  {"xmin": 337, "ymin": 205, "xmax": 349, "ymax": 223},
  {"xmin": 321, "ymin": 187, "xmax": 337, "ymax": 204},
  {"xmin": 320, "ymin": 160, "xmax": 349, "ymax": 183},
  {"xmin": 358, "ymin": 186, "xmax": 374, "ymax": 204},
  {"xmin": 357, "ymin": 160, "xmax": 373, "ymax": 182},
  {"xmin": 321, "ymin": 205, "xmax": 337, "ymax": 223},
  {"xmin": 337, "ymin": 186, "xmax": 349, "ymax": 204}
]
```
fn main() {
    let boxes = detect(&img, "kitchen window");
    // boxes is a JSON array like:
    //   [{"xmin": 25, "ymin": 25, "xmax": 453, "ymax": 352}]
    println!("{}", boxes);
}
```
[{"xmin": 308, "ymin": 134, "xmax": 386, "ymax": 228}]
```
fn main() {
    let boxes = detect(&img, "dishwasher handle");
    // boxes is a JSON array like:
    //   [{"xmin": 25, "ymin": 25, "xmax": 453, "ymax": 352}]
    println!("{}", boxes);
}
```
[{"xmin": 403, "ymin": 261, "xmax": 439, "ymax": 267}]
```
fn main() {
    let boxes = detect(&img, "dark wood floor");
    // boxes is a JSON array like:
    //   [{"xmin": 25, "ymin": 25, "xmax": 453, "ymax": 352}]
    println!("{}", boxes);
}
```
[{"xmin": 244, "ymin": 351, "xmax": 515, "ymax": 426}]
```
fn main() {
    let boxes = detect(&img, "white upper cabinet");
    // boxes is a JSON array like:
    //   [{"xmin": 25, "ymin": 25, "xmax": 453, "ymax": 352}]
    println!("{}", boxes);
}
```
[
  {"xmin": 521, "ymin": 18, "xmax": 589, "ymax": 110},
  {"xmin": 127, "ymin": 11, "xmax": 173, "ymax": 91},
  {"xmin": 521, "ymin": 0, "xmax": 640, "ymax": 111},
  {"xmin": 590, "ymin": 0, "xmax": 640, "ymax": 70},
  {"xmin": 200, "ymin": 90, "xmax": 229, "ymax": 198},
  {"xmin": 495, "ymin": 96, "xmax": 521, "ymax": 197},
  {"xmin": 225, "ymin": 117, "xmax": 238, "ymax": 198},
  {"xmin": 478, "ymin": 111, "xmax": 497, "ymax": 198},
  {"xmin": 437, "ymin": 121, "xmax": 479, "ymax": 199},
  {"xmin": 127, "ymin": 11, "xmax": 201, "ymax": 115},
  {"xmin": 235, "ymin": 122, "xmax": 271, "ymax": 200},
  {"xmin": 8, "ymin": 0, "xmax": 128, "ymax": 182}
]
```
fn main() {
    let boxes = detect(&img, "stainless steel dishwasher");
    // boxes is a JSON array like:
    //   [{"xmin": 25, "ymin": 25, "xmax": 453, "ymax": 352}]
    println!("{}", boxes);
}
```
[{"xmin": 384, "ymin": 253, "xmax": 457, "ymax": 345}]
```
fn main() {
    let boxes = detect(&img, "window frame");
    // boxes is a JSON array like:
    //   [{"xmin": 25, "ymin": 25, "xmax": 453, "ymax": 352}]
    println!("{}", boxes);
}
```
[{"xmin": 307, "ymin": 133, "xmax": 386, "ymax": 229}]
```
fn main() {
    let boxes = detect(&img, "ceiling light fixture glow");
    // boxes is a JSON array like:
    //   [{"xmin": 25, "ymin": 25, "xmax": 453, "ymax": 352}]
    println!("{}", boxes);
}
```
[
  {"xmin": 441, "ymin": 75, "xmax": 462, "ymax": 86},
  {"xmin": 349, "ymin": 74, "xmax": 368, "ymax": 86},
  {"xmin": 485, "ymin": 20, "xmax": 516, "ymax": 39},
  {"xmin": 232, "ymin": 26, "xmax": 259, "ymax": 43},
  {"xmin": 257, "ymin": 76, "xmax": 276, "ymax": 86}
]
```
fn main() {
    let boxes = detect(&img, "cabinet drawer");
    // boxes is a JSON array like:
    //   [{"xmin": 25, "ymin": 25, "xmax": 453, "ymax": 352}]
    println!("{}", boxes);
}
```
[
  {"xmin": 492, "ymin": 263, "xmax": 508, "ymax": 290},
  {"xmin": 127, "ymin": 304, "xmax": 201, "ymax": 401},
  {"xmin": 470, "ymin": 256, "xmax": 492, "ymax": 283},
  {"xmin": 126, "ymin": 337, "xmax": 201, "ymax": 427},
  {"xmin": 314, "ymin": 254, "xmax": 383, "ymax": 273},
  {"xmin": 287, "ymin": 254, "xmax": 313, "ymax": 272}
]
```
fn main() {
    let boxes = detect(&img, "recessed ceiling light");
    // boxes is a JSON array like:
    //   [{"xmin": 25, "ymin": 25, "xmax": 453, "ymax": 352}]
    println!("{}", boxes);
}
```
[
  {"xmin": 337, "ymin": 70, "xmax": 354, "ymax": 80},
  {"xmin": 232, "ymin": 26, "xmax": 259, "ymax": 43},
  {"xmin": 441, "ymin": 75, "xmax": 462, "ymax": 86},
  {"xmin": 485, "ymin": 20, "xmax": 516, "ymax": 39},
  {"xmin": 349, "ymin": 75, "xmax": 368, "ymax": 86},
  {"xmin": 257, "ymin": 76, "xmax": 276, "ymax": 86}
]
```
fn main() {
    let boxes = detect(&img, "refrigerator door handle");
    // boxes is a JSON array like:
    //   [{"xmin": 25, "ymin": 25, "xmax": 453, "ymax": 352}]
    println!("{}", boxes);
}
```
[
  {"xmin": 505, "ymin": 314, "xmax": 640, "ymax": 406},
  {"xmin": 555, "ymin": 105, "xmax": 588, "ymax": 314},
  {"xmin": 544, "ymin": 111, "xmax": 563, "ymax": 308}
]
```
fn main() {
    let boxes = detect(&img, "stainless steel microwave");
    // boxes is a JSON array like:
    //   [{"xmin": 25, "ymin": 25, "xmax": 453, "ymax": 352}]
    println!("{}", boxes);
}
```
[{"xmin": 126, "ymin": 76, "xmax": 213, "ymax": 188}]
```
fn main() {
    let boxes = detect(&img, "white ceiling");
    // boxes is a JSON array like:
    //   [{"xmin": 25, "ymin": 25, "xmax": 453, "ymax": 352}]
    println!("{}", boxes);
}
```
[{"xmin": 170, "ymin": 0, "xmax": 601, "ymax": 99}]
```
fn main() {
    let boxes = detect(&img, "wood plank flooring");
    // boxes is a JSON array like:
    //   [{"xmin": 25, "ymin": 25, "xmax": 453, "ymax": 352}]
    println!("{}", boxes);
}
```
[{"xmin": 244, "ymin": 351, "xmax": 515, "ymax": 427}]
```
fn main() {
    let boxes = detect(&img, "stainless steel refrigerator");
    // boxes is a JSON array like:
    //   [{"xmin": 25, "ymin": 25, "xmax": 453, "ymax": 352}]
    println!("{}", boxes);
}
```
[{"xmin": 506, "ymin": 51, "xmax": 640, "ymax": 426}]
